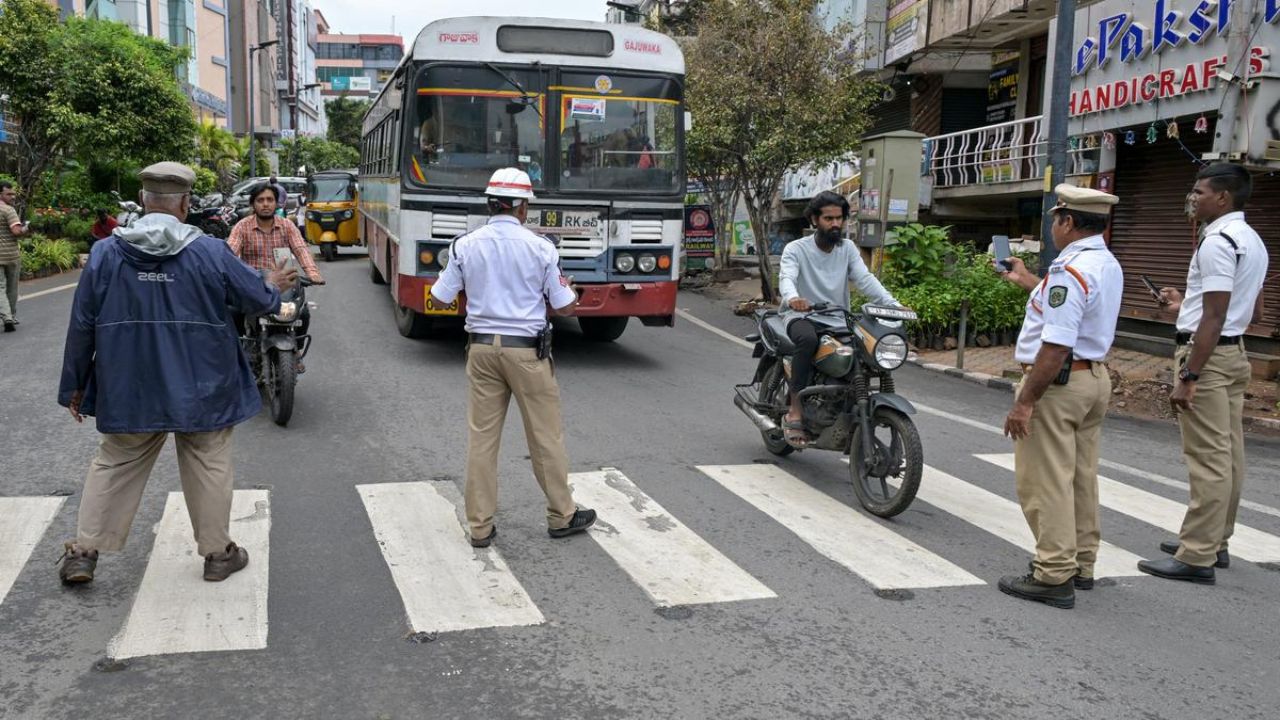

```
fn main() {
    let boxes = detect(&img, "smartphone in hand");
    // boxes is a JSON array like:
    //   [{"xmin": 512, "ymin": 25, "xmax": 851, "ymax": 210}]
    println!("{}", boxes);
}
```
[
  {"xmin": 1140, "ymin": 274, "xmax": 1165, "ymax": 303},
  {"xmin": 991, "ymin": 235, "xmax": 1013, "ymax": 272}
]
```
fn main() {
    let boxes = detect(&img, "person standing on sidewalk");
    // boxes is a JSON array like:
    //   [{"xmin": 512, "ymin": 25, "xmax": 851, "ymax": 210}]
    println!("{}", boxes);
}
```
[
  {"xmin": 0, "ymin": 181, "xmax": 30, "ymax": 332},
  {"xmin": 56, "ymin": 162, "xmax": 297, "ymax": 585},
  {"xmin": 1139, "ymin": 163, "xmax": 1269, "ymax": 585},
  {"xmin": 429, "ymin": 168, "xmax": 597, "ymax": 548},
  {"xmin": 996, "ymin": 184, "xmax": 1123, "ymax": 609}
]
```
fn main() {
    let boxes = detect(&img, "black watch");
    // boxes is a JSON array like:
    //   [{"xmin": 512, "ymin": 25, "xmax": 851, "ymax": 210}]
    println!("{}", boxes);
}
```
[{"xmin": 1179, "ymin": 367, "xmax": 1199, "ymax": 382}]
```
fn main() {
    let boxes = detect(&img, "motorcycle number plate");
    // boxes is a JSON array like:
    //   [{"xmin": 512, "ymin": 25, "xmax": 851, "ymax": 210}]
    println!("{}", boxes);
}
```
[{"xmin": 423, "ymin": 287, "xmax": 460, "ymax": 315}]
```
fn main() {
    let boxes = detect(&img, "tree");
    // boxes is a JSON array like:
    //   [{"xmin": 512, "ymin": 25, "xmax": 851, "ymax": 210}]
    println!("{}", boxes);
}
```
[
  {"xmin": 194, "ymin": 121, "xmax": 248, "ymax": 194},
  {"xmin": 683, "ymin": 0, "xmax": 884, "ymax": 301},
  {"xmin": 0, "ymin": 0, "xmax": 197, "ymax": 214},
  {"xmin": 278, "ymin": 136, "xmax": 359, "ymax": 175},
  {"xmin": 325, "ymin": 97, "xmax": 372, "ymax": 151}
]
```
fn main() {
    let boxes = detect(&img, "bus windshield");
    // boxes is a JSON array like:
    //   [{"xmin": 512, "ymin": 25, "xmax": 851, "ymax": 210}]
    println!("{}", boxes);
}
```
[
  {"xmin": 557, "ymin": 72, "xmax": 681, "ymax": 194},
  {"xmin": 408, "ymin": 66, "xmax": 546, "ymax": 190}
]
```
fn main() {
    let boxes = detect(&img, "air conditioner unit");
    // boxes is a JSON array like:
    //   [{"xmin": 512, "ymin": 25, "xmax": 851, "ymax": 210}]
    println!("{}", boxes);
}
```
[{"xmin": 1266, "ymin": 140, "xmax": 1280, "ymax": 163}]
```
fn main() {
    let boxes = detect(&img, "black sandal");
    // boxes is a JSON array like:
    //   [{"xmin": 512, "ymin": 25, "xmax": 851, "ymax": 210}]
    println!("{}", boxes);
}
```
[{"xmin": 783, "ymin": 419, "xmax": 810, "ymax": 447}]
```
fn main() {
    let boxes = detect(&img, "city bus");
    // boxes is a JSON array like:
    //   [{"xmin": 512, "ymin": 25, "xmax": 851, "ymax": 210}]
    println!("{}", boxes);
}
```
[{"xmin": 360, "ymin": 16, "xmax": 686, "ymax": 341}]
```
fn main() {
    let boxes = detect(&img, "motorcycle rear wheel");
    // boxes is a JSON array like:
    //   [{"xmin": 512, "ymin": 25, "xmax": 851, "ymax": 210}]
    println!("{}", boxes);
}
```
[
  {"xmin": 758, "ymin": 363, "xmax": 794, "ymax": 457},
  {"xmin": 267, "ymin": 350, "xmax": 296, "ymax": 427},
  {"xmin": 849, "ymin": 407, "xmax": 922, "ymax": 518}
]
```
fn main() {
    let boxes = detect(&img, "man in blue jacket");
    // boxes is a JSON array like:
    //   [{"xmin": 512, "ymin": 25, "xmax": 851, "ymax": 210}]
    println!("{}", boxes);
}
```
[{"xmin": 56, "ymin": 162, "xmax": 297, "ymax": 585}]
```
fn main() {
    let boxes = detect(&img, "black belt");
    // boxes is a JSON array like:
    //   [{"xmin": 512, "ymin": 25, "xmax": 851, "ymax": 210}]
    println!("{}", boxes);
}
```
[
  {"xmin": 1174, "ymin": 333, "xmax": 1242, "ymax": 346},
  {"xmin": 469, "ymin": 333, "xmax": 538, "ymax": 348}
]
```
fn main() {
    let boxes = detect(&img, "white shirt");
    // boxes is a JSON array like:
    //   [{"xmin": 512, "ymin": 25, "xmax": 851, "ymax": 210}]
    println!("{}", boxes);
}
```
[
  {"xmin": 1015, "ymin": 235, "xmax": 1124, "ymax": 364},
  {"xmin": 778, "ymin": 236, "xmax": 897, "ymax": 314},
  {"xmin": 1176, "ymin": 211, "xmax": 1269, "ymax": 336},
  {"xmin": 430, "ymin": 215, "xmax": 576, "ymax": 337}
]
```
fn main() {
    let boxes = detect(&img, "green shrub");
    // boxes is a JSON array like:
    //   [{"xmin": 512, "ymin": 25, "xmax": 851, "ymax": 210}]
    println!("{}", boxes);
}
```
[
  {"xmin": 19, "ymin": 235, "xmax": 77, "ymax": 276},
  {"xmin": 61, "ymin": 217, "xmax": 94, "ymax": 242}
]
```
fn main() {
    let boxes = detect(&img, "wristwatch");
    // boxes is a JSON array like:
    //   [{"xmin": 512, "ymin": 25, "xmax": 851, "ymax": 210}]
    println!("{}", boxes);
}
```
[{"xmin": 1179, "ymin": 367, "xmax": 1199, "ymax": 383}]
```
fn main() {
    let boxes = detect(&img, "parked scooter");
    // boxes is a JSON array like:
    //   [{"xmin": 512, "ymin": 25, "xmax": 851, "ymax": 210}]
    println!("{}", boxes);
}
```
[
  {"xmin": 186, "ymin": 194, "xmax": 231, "ymax": 239},
  {"xmin": 111, "ymin": 191, "xmax": 143, "ymax": 228}
]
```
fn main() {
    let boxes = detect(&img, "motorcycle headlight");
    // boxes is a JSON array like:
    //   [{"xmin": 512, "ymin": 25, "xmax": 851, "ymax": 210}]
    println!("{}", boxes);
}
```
[
  {"xmin": 270, "ymin": 301, "xmax": 299, "ymax": 323},
  {"xmin": 637, "ymin": 254, "xmax": 657, "ymax": 273},
  {"xmin": 438, "ymin": 247, "xmax": 451, "ymax": 269},
  {"xmin": 615, "ymin": 253, "xmax": 635, "ymax": 273},
  {"xmin": 873, "ymin": 334, "xmax": 908, "ymax": 371}
]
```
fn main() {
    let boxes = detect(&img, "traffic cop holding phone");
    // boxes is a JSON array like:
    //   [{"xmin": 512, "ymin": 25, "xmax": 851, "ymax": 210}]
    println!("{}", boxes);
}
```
[
  {"xmin": 995, "ymin": 184, "xmax": 1123, "ymax": 610},
  {"xmin": 429, "ymin": 168, "xmax": 598, "ymax": 548}
]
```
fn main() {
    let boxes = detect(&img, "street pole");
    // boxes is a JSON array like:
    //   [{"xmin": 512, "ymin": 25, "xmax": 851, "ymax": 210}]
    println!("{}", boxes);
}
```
[
  {"xmin": 1039, "ymin": 0, "xmax": 1077, "ymax": 272},
  {"xmin": 248, "ymin": 40, "xmax": 279, "ymax": 179},
  {"xmin": 1211, "ymin": 0, "xmax": 1254, "ymax": 157}
]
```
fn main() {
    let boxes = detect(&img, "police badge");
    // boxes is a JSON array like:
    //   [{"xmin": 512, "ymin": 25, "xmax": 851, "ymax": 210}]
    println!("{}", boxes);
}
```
[{"xmin": 1048, "ymin": 285, "xmax": 1068, "ymax": 308}]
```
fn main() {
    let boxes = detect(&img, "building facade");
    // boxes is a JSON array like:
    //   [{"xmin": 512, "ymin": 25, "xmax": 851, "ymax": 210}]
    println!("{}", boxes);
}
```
[
  {"xmin": 227, "ymin": 0, "xmax": 282, "ymax": 140},
  {"xmin": 274, "ymin": 0, "xmax": 324, "ymax": 137},
  {"xmin": 316, "ymin": 31, "xmax": 404, "ymax": 102}
]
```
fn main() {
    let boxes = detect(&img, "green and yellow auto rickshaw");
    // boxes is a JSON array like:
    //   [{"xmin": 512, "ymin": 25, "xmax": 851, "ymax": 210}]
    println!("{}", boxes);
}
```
[{"xmin": 304, "ymin": 170, "xmax": 360, "ymax": 262}]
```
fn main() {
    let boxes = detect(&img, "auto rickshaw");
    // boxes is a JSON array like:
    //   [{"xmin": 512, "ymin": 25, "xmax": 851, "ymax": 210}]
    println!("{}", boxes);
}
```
[{"xmin": 303, "ymin": 170, "xmax": 360, "ymax": 262}]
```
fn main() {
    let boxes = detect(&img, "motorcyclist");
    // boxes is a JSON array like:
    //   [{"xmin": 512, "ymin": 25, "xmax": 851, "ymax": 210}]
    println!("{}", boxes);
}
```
[
  {"xmin": 227, "ymin": 183, "xmax": 325, "ymax": 369},
  {"xmin": 777, "ymin": 190, "xmax": 900, "ymax": 446}
]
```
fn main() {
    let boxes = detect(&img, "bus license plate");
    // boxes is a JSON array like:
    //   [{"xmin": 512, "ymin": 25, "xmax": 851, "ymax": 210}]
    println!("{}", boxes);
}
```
[
  {"xmin": 424, "ymin": 288, "xmax": 459, "ymax": 315},
  {"xmin": 527, "ymin": 210, "xmax": 601, "ymax": 235}
]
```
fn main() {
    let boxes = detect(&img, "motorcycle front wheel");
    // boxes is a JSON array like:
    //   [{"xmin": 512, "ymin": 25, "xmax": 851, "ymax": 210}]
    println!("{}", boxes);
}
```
[
  {"xmin": 848, "ymin": 407, "xmax": 922, "ymax": 518},
  {"xmin": 266, "ymin": 349, "xmax": 297, "ymax": 427},
  {"xmin": 757, "ymin": 363, "xmax": 794, "ymax": 457}
]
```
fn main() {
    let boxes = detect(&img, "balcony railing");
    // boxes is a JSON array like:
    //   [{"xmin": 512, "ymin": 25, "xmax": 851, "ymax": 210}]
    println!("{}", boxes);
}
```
[{"xmin": 926, "ymin": 115, "xmax": 1095, "ymax": 190}]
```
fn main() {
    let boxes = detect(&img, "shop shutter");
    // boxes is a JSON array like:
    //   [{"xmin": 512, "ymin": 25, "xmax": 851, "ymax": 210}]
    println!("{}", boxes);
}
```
[
  {"xmin": 1111, "ymin": 119, "xmax": 1278, "ymax": 337},
  {"xmin": 864, "ymin": 87, "xmax": 912, "ymax": 137}
]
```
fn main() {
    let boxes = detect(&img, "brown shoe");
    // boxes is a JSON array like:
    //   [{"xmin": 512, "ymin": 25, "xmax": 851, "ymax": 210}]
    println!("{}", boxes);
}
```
[
  {"xmin": 58, "ymin": 542, "xmax": 98, "ymax": 584},
  {"xmin": 203, "ymin": 542, "xmax": 249, "ymax": 582}
]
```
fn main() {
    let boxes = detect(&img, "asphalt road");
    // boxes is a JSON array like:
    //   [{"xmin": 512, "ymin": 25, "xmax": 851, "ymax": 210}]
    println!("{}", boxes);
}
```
[{"xmin": 2, "ymin": 250, "xmax": 1278, "ymax": 720}]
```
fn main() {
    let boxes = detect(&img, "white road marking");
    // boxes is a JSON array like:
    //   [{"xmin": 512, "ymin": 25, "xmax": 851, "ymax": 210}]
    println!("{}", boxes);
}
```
[
  {"xmin": 17, "ymin": 282, "xmax": 78, "ymax": 301},
  {"xmin": 0, "ymin": 497, "xmax": 66, "ymax": 605},
  {"xmin": 675, "ymin": 308, "xmax": 753, "ymax": 349},
  {"xmin": 569, "ymin": 468, "xmax": 776, "ymax": 607},
  {"xmin": 697, "ymin": 464, "xmax": 984, "ymax": 589},
  {"xmin": 107, "ymin": 490, "xmax": 270, "ymax": 659},
  {"xmin": 917, "ymin": 465, "xmax": 1146, "ymax": 577},
  {"xmin": 977, "ymin": 454, "xmax": 1280, "ymax": 563},
  {"xmin": 357, "ymin": 482, "xmax": 543, "ymax": 635}
]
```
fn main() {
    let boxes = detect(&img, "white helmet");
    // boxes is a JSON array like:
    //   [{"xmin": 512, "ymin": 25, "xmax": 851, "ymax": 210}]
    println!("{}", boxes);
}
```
[{"xmin": 484, "ymin": 168, "xmax": 536, "ymax": 202}]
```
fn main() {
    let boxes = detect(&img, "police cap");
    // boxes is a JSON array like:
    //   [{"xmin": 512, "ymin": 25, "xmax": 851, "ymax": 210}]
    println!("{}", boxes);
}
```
[
  {"xmin": 138, "ymin": 162, "xmax": 196, "ymax": 194},
  {"xmin": 1047, "ymin": 184, "xmax": 1118, "ymax": 216}
]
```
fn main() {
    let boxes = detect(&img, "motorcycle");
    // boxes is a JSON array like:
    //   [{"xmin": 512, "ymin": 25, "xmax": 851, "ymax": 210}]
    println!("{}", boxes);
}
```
[
  {"xmin": 186, "ymin": 195, "xmax": 231, "ymax": 239},
  {"xmin": 734, "ymin": 303, "xmax": 924, "ymax": 518},
  {"xmin": 111, "ymin": 191, "xmax": 143, "ymax": 227},
  {"xmin": 241, "ymin": 277, "xmax": 312, "ymax": 427}
]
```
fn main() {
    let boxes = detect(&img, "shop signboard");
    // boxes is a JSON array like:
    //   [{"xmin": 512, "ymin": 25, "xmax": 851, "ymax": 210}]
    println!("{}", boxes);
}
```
[
  {"xmin": 683, "ymin": 205, "xmax": 716, "ymax": 271},
  {"xmin": 987, "ymin": 51, "xmax": 1020, "ymax": 124},
  {"xmin": 884, "ymin": 0, "xmax": 929, "ymax": 65}
]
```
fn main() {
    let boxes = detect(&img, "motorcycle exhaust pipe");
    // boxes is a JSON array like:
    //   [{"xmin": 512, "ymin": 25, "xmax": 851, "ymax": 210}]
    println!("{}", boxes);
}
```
[{"xmin": 734, "ymin": 392, "xmax": 779, "ymax": 432}]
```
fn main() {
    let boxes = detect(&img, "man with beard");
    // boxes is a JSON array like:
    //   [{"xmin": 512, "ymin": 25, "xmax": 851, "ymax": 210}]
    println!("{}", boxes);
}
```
[{"xmin": 776, "ymin": 191, "xmax": 900, "ymax": 446}]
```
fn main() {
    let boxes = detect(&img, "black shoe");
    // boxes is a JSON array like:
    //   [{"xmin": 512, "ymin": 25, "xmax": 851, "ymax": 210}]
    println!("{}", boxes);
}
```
[
  {"xmin": 1159, "ymin": 540, "xmax": 1229, "ymax": 568},
  {"xmin": 203, "ymin": 542, "xmax": 249, "ymax": 582},
  {"xmin": 58, "ymin": 542, "xmax": 98, "ymax": 584},
  {"xmin": 548, "ymin": 508, "xmax": 597, "ymax": 539},
  {"xmin": 2, "ymin": 320, "xmax": 14, "ymax": 333},
  {"xmin": 1027, "ymin": 561, "xmax": 1093, "ymax": 590},
  {"xmin": 999, "ymin": 572, "xmax": 1075, "ymax": 609},
  {"xmin": 470, "ymin": 526, "xmax": 497, "ymax": 548},
  {"xmin": 1137, "ymin": 556, "xmax": 1215, "ymax": 584}
]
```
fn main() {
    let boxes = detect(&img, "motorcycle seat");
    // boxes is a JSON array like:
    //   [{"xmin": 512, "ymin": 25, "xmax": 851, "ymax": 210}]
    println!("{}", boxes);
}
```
[{"xmin": 761, "ymin": 315, "xmax": 796, "ymax": 355}]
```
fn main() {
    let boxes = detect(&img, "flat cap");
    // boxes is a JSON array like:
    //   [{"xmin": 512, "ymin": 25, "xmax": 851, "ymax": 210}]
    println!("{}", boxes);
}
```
[
  {"xmin": 138, "ymin": 162, "xmax": 196, "ymax": 194},
  {"xmin": 1047, "ymin": 183, "xmax": 1118, "ymax": 216}
]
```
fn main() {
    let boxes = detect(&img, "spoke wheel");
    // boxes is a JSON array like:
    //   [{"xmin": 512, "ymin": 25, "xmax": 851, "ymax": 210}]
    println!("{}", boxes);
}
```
[
  {"xmin": 849, "ymin": 407, "xmax": 922, "ymax": 517},
  {"xmin": 758, "ymin": 363, "xmax": 794, "ymax": 457}
]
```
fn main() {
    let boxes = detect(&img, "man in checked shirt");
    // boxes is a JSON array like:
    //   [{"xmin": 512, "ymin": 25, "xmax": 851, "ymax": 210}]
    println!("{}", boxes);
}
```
[{"xmin": 227, "ymin": 183, "xmax": 325, "ymax": 367}]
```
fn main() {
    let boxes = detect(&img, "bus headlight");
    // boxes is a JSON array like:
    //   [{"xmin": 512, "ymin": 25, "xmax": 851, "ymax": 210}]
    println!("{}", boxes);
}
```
[
  {"xmin": 615, "ymin": 253, "xmax": 635, "ymax": 273},
  {"xmin": 637, "ymin": 254, "xmax": 657, "ymax": 273},
  {"xmin": 873, "ymin": 334, "xmax": 909, "ymax": 371}
]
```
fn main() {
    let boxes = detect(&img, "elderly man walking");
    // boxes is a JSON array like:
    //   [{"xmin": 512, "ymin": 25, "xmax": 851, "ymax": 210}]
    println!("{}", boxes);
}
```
[{"xmin": 56, "ymin": 162, "xmax": 296, "ymax": 584}]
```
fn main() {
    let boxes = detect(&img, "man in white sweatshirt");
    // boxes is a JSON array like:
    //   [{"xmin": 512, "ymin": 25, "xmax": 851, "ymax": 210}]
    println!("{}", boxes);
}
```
[{"xmin": 777, "ymin": 191, "xmax": 899, "ymax": 445}]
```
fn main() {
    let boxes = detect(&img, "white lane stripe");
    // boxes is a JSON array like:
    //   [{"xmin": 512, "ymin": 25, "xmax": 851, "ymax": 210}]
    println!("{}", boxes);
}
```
[
  {"xmin": 675, "ymin": 308, "xmax": 753, "ymax": 349},
  {"xmin": 17, "ymin": 282, "xmax": 79, "ymax": 301},
  {"xmin": 698, "ymin": 464, "xmax": 984, "ymax": 589},
  {"xmin": 569, "ymin": 468, "xmax": 776, "ymax": 607},
  {"xmin": 357, "ymin": 482, "xmax": 543, "ymax": 634},
  {"xmin": 108, "ymin": 490, "xmax": 270, "ymax": 659},
  {"xmin": 0, "ymin": 497, "xmax": 66, "ymax": 605},
  {"xmin": 916, "ymin": 465, "xmax": 1146, "ymax": 577},
  {"xmin": 977, "ymin": 454, "xmax": 1280, "ymax": 563}
]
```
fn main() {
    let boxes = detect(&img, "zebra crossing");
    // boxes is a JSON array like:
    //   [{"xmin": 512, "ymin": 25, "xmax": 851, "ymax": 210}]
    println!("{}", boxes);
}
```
[{"xmin": 4, "ymin": 456, "xmax": 1280, "ymax": 659}]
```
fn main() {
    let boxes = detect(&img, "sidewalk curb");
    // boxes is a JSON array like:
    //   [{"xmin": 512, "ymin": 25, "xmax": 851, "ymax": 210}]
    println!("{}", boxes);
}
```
[
  {"xmin": 1246, "ymin": 416, "xmax": 1280, "ymax": 432},
  {"xmin": 910, "ymin": 356, "xmax": 1016, "ymax": 393}
]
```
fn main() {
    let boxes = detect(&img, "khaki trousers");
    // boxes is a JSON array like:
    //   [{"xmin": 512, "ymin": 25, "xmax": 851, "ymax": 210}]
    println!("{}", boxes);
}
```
[
  {"xmin": 1014, "ymin": 364, "xmax": 1111, "ymax": 585},
  {"xmin": 1174, "ymin": 343, "xmax": 1251, "ymax": 567},
  {"xmin": 75, "ymin": 429, "xmax": 236, "ymax": 557},
  {"xmin": 0, "ymin": 261, "xmax": 19, "ymax": 322},
  {"xmin": 465, "ymin": 340, "xmax": 576, "ymax": 537}
]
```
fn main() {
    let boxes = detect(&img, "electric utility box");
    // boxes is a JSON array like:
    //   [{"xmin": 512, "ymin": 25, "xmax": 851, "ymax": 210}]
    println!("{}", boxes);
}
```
[{"xmin": 856, "ymin": 130, "xmax": 925, "ymax": 248}]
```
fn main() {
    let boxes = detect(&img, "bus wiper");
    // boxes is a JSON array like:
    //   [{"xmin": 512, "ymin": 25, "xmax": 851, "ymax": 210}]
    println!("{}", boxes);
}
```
[{"xmin": 484, "ymin": 62, "xmax": 542, "ymax": 119}]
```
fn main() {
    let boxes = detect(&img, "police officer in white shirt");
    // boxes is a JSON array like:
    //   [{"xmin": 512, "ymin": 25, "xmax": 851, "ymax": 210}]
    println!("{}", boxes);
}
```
[
  {"xmin": 1139, "ymin": 163, "xmax": 1270, "ymax": 584},
  {"xmin": 430, "ymin": 168, "xmax": 597, "ymax": 548},
  {"xmin": 996, "ymin": 184, "xmax": 1123, "ymax": 609}
]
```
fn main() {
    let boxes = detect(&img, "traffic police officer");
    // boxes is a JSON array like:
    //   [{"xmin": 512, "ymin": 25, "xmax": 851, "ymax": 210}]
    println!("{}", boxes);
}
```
[
  {"xmin": 1139, "ymin": 163, "xmax": 1269, "ymax": 584},
  {"xmin": 996, "ymin": 184, "xmax": 1123, "ymax": 609},
  {"xmin": 430, "ymin": 168, "xmax": 598, "ymax": 548}
]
